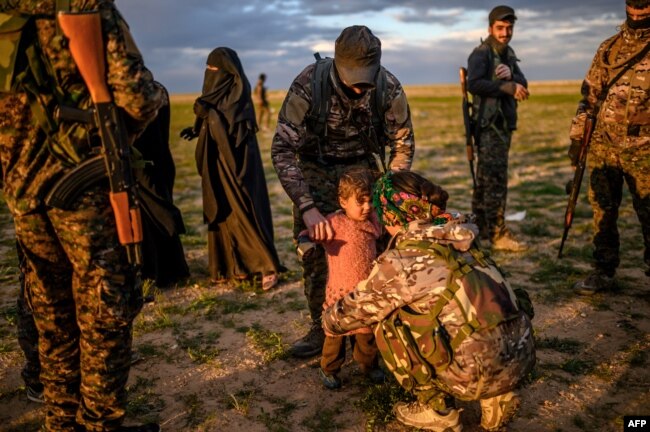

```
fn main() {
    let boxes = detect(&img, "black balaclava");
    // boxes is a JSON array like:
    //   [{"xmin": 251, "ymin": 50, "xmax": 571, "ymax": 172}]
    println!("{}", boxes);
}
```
[
  {"xmin": 194, "ymin": 47, "xmax": 256, "ymax": 135},
  {"xmin": 627, "ymin": 14, "xmax": 650, "ymax": 29}
]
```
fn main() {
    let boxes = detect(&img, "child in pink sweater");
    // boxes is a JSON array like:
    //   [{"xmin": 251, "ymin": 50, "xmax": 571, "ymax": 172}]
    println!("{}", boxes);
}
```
[{"xmin": 313, "ymin": 167, "xmax": 384, "ymax": 389}]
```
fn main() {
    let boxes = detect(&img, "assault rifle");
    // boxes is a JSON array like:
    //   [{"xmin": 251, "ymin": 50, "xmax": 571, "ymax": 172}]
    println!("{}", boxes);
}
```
[
  {"xmin": 459, "ymin": 67, "xmax": 476, "ymax": 189},
  {"xmin": 558, "ymin": 114, "xmax": 595, "ymax": 258},
  {"xmin": 50, "ymin": 11, "xmax": 143, "ymax": 265}
]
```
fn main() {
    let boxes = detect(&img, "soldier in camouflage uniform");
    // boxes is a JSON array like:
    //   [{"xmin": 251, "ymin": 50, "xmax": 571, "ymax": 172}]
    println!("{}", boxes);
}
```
[
  {"xmin": 0, "ymin": 2, "xmax": 162, "ymax": 431},
  {"xmin": 569, "ymin": 0, "xmax": 650, "ymax": 294},
  {"xmin": 467, "ymin": 5, "xmax": 530, "ymax": 252},
  {"xmin": 323, "ymin": 171, "xmax": 535, "ymax": 432},
  {"xmin": 272, "ymin": 25, "xmax": 414, "ymax": 357}
]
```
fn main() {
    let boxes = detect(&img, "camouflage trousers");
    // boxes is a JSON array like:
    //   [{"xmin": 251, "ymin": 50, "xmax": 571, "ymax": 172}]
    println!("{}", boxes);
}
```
[
  {"xmin": 292, "ymin": 159, "xmax": 374, "ymax": 322},
  {"xmin": 472, "ymin": 127, "xmax": 512, "ymax": 239},
  {"xmin": 13, "ymin": 187, "xmax": 142, "ymax": 432},
  {"xmin": 15, "ymin": 242, "xmax": 41, "ymax": 390},
  {"xmin": 390, "ymin": 313, "xmax": 535, "ymax": 411},
  {"xmin": 587, "ymin": 136, "xmax": 650, "ymax": 275}
]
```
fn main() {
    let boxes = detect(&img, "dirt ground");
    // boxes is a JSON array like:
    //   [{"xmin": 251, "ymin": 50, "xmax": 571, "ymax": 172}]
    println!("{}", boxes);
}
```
[{"xmin": 1, "ymin": 83, "xmax": 649, "ymax": 432}]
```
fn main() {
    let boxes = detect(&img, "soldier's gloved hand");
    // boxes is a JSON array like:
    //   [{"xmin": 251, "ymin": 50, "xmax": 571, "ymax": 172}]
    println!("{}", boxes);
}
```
[
  {"xmin": 568, "ymin": 139, "xmax": 581, "ymax": 167},
  {"xmin": 180, "ymin": 126, "xmax": 198, "ymax": 140},
  {"xmin": 495, "ymin": 64, "xmax": 512, "ymax": 80}
]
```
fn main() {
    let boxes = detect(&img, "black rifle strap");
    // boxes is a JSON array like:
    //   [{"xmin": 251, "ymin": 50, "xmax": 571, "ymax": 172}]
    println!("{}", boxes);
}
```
[{"xmin": 590, "ymin": 40, "xmax": 650, "ymax": 128}]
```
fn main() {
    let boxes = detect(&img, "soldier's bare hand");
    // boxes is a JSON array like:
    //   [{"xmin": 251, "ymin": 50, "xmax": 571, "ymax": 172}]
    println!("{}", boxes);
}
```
[
  {"xmin": 514, "ymin": 83, "xmax": 529, "ymax": 101},
  {"xmin": 495, "ymin": 64, "xmax": 512, "ymax": 80},
  {"xmin": 302, "ymin": 207, "xmax": 333, "ymax": 241}
]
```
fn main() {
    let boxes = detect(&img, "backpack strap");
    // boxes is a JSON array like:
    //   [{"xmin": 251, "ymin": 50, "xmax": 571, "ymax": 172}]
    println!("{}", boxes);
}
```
[
  {"xmin": 306, "ymin": 56, "xmax": 333, "ymax": 140},
  {"xmin": 396, "ymin": 239, "xmax": 481, "ymax": 349}
]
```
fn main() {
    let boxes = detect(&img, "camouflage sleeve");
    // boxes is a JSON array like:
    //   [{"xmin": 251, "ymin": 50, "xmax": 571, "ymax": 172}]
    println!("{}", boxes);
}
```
[
  {"xmin": 322, "ymin": 252, "xmax": 440, "ymax": 335},
  {"xmin": 569, "ymin": 45, "xmax": 607, "ymax": 142},
  {"xmin": 271, "ymin": 65, "xmax": 314, "ymax": 209},
  {"xmin": 101, "ymin": 3, "xmax": 162, "ymax": 131},
  {"xmin": 383, "ymin": 70, "xmax": 414, "ymax": 171},
  {"xmin": 0, "ymin": 0, "xmax": 54, "ymax": 13}
]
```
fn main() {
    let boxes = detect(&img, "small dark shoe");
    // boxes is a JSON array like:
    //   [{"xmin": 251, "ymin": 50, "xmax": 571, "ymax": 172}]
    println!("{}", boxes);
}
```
[
  {"xmin": 365, "ymin": 367, "xmax": 386, "ymax": 384},
  {"xmin": 573, "ymin": 271, "xmax": 615, "ymax": 296},
  {"xmin": 26, "ymin": 383, "xmax": 44, "ymax": 404},
  {"xmin": 290, "ymin": 322, "xmax": 325, "ymax": 358},
  {"xmin": 319, "ymin": 368, "xmax": 342, "ymax": 389}
]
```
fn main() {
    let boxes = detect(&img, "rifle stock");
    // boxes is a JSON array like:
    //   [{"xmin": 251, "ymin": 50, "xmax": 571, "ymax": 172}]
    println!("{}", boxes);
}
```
[
  {"xmin": 57, "ymin": 11, "xmax": 143, "ymax": 265},
  {"xmin": 558, "ymin": 114, "xmax": 595, "ymax": 258},
  {"xmin": 459, "ymin": 67, "xmax": 476, "ymax": 188}
]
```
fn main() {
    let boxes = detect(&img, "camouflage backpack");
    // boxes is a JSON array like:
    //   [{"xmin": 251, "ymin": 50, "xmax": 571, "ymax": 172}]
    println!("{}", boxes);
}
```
[
  {"xmin": 374, "ymin": 239, "xmax": 533, "ymax": 392},
  {"xmin": 0, "ymin": 8, "xmax": 95, "ymax": 167},
  {"xmin": 304, "ymin": 54, "xmax": 389, "ymax": 169}
]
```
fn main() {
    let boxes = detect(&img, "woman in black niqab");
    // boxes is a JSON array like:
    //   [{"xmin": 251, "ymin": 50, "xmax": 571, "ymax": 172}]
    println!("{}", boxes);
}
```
[{"xmin": 182, "ymin": 47, "xmax": 283, "ymax": 289}]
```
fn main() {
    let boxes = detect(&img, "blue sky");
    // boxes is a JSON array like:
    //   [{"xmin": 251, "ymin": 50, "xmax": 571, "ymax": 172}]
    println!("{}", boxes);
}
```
[{"xmin": 117, "ymin": 0, "xmax": 624, "ymax": 94}]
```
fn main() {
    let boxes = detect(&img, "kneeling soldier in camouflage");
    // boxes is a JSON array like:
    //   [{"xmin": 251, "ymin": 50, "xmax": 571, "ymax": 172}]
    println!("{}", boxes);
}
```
[{"xmin": 323, "ymin": 171, "xmax": 536, "ymax": 431}]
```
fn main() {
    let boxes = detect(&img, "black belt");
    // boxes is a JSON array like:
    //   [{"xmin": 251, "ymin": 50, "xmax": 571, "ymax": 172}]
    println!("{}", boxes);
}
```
[{"xmin": 299, "ymin": 153, "xmax": 370, "ymax": 165}]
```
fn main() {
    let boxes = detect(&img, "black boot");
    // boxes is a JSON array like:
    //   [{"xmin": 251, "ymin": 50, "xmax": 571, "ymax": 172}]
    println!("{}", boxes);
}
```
[{"xmin": 290, "ymin": 320, "xmax": 325, "ymax": 358}]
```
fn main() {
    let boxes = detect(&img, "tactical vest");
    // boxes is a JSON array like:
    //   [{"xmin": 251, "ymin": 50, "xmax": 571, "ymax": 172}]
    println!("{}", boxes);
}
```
[
  {"xmin": 0, "ymin": 6, "xmax": 95, "ymax": 167},
  {"xmin": 471, "ymin": 42, "xmax": 515, "ymax": 132},
  {"xmin": 374, "ymin": 239, "xmax": 533, "ymax": 392},
  {"xmin": 303, "ymin": 55, "xmax": 388, "ymax": 169}
]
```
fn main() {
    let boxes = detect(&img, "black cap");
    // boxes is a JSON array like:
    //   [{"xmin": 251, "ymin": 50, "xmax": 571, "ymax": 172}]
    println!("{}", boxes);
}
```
[
  {"xmin": 334, "ymin": 25, "xmax": 381, "ymax": 87},
  {"xmin": 489, "ymin": 5, "xmax": 517, "ymax": 25}
]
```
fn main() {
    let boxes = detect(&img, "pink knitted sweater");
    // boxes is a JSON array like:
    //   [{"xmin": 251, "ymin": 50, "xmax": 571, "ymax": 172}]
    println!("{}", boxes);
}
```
[{"xmin": 321, "ymin": 211, "xmax": 381, "ymax": 334}]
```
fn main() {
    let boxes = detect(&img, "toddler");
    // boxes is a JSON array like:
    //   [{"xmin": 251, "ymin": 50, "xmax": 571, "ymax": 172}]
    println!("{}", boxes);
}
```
[{"xmin": 306, "ymin": 167, "xmax": 384, "ymax": 389}]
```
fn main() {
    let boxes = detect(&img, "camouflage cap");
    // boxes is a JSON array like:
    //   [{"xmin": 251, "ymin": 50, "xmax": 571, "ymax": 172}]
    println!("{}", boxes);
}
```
[
  {"xmin": 334, "ymin": 25, "xmax": 381, "ymax": 87},
  {"xmin": 489, "ymin": 5, "xmax": 517, "ymax": 24}
]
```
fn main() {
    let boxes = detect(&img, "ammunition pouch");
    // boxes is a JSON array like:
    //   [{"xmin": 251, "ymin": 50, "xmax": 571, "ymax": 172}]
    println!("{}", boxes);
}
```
[{"xmin": 45, "ymin": 154, "xmax": 105, "ymax": 210}]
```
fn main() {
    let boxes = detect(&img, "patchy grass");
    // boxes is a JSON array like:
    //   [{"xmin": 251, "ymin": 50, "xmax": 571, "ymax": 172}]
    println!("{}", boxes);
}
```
[
  {"xmin": 355, "ymin": 379, "xmax": 415, "ymax": 430},
  {"xmin": 245, "ymin": 323, "xmax": 289, "ymax": 363}
]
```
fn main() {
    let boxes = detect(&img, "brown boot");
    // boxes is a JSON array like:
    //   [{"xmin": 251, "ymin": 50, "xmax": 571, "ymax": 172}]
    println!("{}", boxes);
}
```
[
  {"xmin": 491, "ymin": 230, "xmax": 528, "ymax": 252},
  {"xmin": 480, "ymin": 391, "xmax": 520, "ymax": 431},
  {"xmin": 573, "ymin": 271, "xmax": 615, "ymax": 296}
]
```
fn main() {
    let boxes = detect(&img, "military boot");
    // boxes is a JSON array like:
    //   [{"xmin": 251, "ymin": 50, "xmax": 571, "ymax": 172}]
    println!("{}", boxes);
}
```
[
  {"xmin": 393, "ymin": 401, "xmax": 462, "ymax": 431},
  {"xmin": 290, "ymin": 320, "xmax": 325, "ymax": 358},
  {"xmin": 573, "ymin": 270, "xmax": 615, "ymax": 296},
  {"xmin": 480, "ymin": 391, "xmax": 520, "ymax": 431}
]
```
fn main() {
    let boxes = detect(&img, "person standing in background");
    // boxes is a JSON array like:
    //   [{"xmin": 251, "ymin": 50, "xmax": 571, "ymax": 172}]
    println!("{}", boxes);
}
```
[
  {"xmin": 253, "ymin": 73, "xmax": 271, "ymax": 130},
  {"xmin": 466, "ymin": 5, "xmax": 530, "ymax": 252}
]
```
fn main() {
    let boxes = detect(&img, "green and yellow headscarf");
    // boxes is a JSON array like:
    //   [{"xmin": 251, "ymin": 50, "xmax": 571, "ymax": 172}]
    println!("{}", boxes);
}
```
[{"xmin": 372, "ymin": 172, "xmax": 451, "ymax": 227}]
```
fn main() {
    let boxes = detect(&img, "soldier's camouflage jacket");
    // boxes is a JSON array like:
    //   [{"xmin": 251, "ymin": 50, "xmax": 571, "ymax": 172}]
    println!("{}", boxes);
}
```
[
  {"xmin": 0, "ymin": 0, "xmax": 163, "ymax": 215},
  {"xmin": 323, "ymin": 216, "xmax": 535, "ymax": 400},
  {"xmin": 271, "ymin": 63, "xmax": 414, "ymax": 210},
  {"xmin": 570, "ymin": 22, "xmax": 650, "ymax": 149}
]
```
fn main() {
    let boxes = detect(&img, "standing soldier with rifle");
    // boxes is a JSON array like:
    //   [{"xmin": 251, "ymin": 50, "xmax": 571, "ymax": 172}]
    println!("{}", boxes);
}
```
[
  {"xmin": 568, "ymin": 0, "xmax": 650, "ymax": 295},
  {"xmin": 466, "ymin": 5, "xmax": 529, "ymax": 252},
  {"xmin": 0, "ymin": 1, "xmax": 162, "ymax": 431}
]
